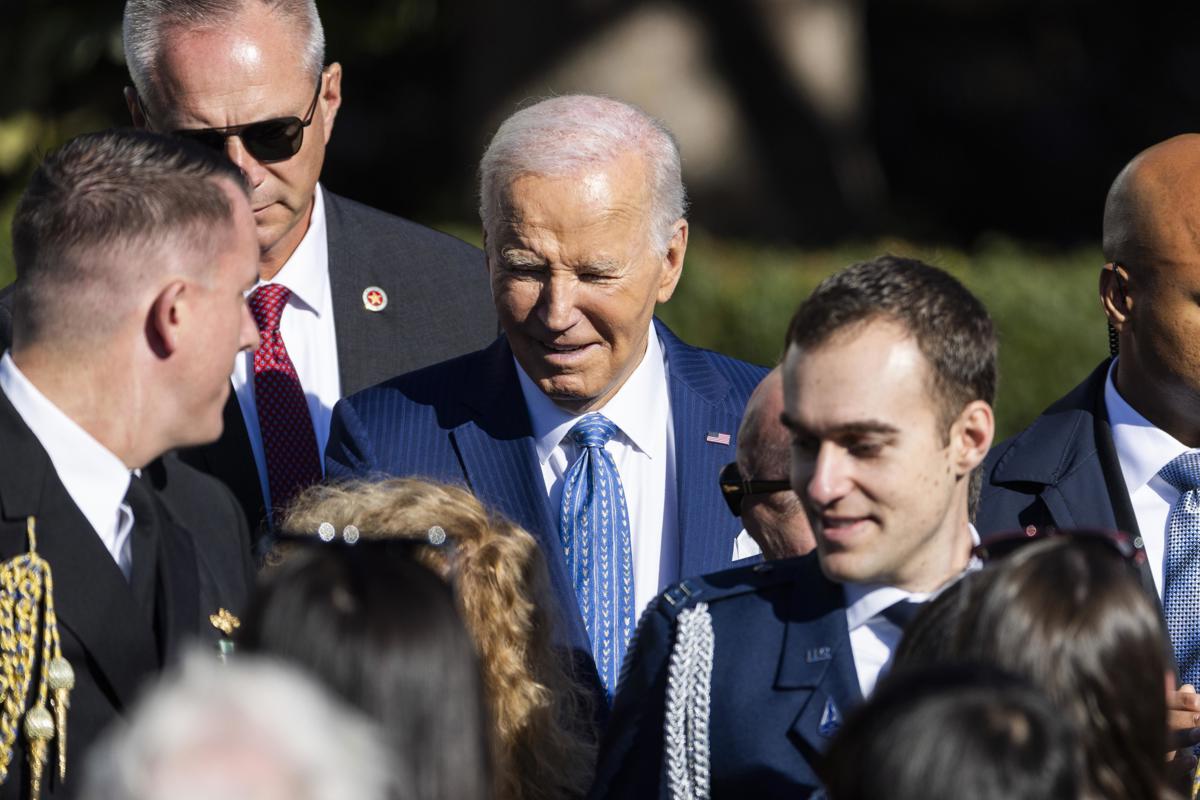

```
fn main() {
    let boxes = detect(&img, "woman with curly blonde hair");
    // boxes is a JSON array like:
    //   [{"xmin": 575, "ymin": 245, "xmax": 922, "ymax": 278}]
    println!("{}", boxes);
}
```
[{"xmin": 256, "ymin": 478, "xmax": 597, "ymax": 800}]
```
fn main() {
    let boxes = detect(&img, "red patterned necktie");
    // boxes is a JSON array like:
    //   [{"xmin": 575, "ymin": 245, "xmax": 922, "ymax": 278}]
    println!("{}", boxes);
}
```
[{"xmin": 248, "ymin": 284, "xmax": 322, "ymax": 514}]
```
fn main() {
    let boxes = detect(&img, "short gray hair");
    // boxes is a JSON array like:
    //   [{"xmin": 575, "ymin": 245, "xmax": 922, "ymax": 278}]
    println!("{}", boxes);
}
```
[
  {"xmin": 11, "ymin": 128, "xmax": 247, "ymax": 348},
  {"xmin": 81, "ymin": 652, "xmax": 401, "ymax": 800},
  {"xmin": 123, "ymin": 0, "xmax": 325, "ymax": 111},
  {"xmin": 478, "ymin": 94, "xmax": 688, "ymax": 253}
]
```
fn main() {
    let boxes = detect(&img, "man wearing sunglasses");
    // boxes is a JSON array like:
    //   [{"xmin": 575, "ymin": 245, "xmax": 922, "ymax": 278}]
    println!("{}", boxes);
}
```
[
  {"xmin": 976, "ymin": 134, "xmax": 1200, "ymax": 765},
  {"xmin": 591, "ymin": 256, "xmax": 995, "ymax": 799},
  {"xmin": 115, "ymin": 0, "xmax": 497, "ymax": 536},
  {"xmin": 723, "ymin": 367, "xmax": 815, "ymax": 561}
]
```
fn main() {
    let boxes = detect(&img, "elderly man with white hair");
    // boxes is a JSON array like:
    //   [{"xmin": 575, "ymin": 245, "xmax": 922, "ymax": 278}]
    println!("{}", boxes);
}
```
[
  {"xmin": 326, "ymin": 94, "xmax": 768, "ymax": 707},
  {"xmin": 80, "ymin": 653, "xmax": 402, "ymax": 800}
]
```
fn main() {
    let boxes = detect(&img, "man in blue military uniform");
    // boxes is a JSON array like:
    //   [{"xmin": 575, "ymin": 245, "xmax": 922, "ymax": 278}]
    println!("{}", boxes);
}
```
[{"xmin": 589, "ymin": 255, "xmax": 997, "ymax": 799}]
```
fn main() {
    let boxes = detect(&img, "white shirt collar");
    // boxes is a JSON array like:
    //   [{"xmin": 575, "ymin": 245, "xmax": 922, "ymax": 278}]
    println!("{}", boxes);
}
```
[
  {"xmin": 0, "ymin": 352, "xmax": 132, "ymax": 537},
  {"xmin": 1105, "ymin": 357, "xmax": 1191, "ymax": 496},
  {"xmin": 843, "ymin": 524, "xmax": 982, "ymax": 631},
  {"xmin": 253, "ymin": 184, "xmax": 329, "ymax": 314},
  {"xmin": 515, "ymin": 323, "xmax": 669, "ymax": 464}
]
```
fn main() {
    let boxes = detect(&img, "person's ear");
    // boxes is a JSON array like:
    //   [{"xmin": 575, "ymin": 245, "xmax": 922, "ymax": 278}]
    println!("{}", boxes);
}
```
[
  {"xmin": 319, "ymin": 63, "xmax": 343, "ymax": 143},
  {"xmin": 146, "ymin": 281, "xmax": 188, "ymax": 358},
  {"xmin": 125, "ymin": 86, "xmax": 148, "ymax": 129},
  {"xmin": 655, "ymin": 218, "xmax": 688, "ymax": 303},
  {"xmin": 1100, "ymin": 262, "xmax": 1133, "ymax": 332},
  {"xmin": 949, "ymin": 400, "xmax": 994, "ymax": 477}
]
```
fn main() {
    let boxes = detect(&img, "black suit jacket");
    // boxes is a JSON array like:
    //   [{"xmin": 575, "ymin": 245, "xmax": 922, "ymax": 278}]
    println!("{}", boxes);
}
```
[
  {"xmin": 975, "ymin": 358, "xmax": 1157, "ymax": 597},
  {"xmin": 185, "ymin": 190, "xmax": 497, "ymax": 537},
  {"xmin": 0, "ymin": 189, "xmax": 498, "ymax": 539},
  {"xmin": 0, "ymin": 387, "xmax": 255, "ymax": 799}
]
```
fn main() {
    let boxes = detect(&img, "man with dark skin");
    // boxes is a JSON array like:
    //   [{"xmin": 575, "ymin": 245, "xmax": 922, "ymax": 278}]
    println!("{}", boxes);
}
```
[
  {"xmin": 1100, "ymin": 136, "xmax": 1200, "ymax": 446},
  {"xmin": 977, "ymin": 133, "xmax": 1200, "ymax": 777}
]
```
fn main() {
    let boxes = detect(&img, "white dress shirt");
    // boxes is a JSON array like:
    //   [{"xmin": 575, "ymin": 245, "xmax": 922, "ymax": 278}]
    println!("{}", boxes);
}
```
[
  {"xmin": 843, "ymin": 525, "xmax": 982, "ymax": 697},
  {"xmin": 0, "ymin": 352, "xmax": 134, "ymax": 577},
  {"xmin": 232, "ymin": 184, "xmax": 341, "ymax": 512},
  {"xmin": 1106, "ymin": 358, "xmax": 1192, "ymax": 598},
  {"xmin": 516, "ymin": 324, "xmax": 678, "ymax": 617}
]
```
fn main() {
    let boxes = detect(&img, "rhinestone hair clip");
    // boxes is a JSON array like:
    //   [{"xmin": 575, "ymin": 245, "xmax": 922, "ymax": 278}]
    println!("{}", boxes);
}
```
[{"xmin": 317, "ymin": 522, "xmax": 360, "ymax": 545}]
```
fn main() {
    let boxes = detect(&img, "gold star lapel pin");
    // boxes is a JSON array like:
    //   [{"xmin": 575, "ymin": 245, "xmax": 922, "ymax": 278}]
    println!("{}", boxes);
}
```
[{"xmin": 209, "ymin": 608, "xmax": 241, "ymax": 637}]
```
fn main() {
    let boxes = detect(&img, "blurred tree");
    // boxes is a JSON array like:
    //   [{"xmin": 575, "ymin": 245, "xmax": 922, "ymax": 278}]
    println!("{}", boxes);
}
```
[{"xmin": 4, "ymin": 0, "xmax": 1200, "ymax": 287}]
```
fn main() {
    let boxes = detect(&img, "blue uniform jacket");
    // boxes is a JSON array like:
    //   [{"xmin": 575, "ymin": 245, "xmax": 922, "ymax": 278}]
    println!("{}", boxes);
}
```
[
  {"xmin": 324, "ymin": 318, "xmax": 767, "ymax": 700},
  {"xmin": 590, "ymin": 552, "xmax": 862, "ymax": 799}
]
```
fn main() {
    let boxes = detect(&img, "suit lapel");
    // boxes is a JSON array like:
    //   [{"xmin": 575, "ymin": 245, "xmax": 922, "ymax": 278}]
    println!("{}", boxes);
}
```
[
  {"xmin": 1090, "ymin": 369, "xmax": 1159, "ymax": 597},
  {"xmin": 991, "ymin": 361, "xmax": 1120, "ymax": 533},
  {"xmin": 141, "ymin": 460, "xmax": 201, "ymax": 659},
  {"xmin": 657, "ymin": 321, "xmax": 743, "ymax": 579},
  {"xmin": 773, "ymin": 564, "xmax": 861, "ymax": 756},
  {"xmin": 0, "ymin": 391, "xmax": 158, "ymax": 709},
  {"xmin": 196, "ymin": 391, "xmax": 264, "ymax": 532},
  {"xmin": 1091, "ymin": 376, "xmax": 1141, "ymax": 538},
  {"xmin": 451, "ymin": 339, "xmax": 593, "ymax": 656},
  {"xmin": 326, "ymin": 190, "xmax": 367, "ymax": 394},
  {"xmin": 325, "ymin": 190, "xmax": 408, "ymax": 397}
]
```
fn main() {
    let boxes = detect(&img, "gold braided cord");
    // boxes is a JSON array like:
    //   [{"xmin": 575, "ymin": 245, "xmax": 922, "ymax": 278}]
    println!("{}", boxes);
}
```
[{"xmin": 0, "ymin": 517, "xmax": 72, "ymax": 800}]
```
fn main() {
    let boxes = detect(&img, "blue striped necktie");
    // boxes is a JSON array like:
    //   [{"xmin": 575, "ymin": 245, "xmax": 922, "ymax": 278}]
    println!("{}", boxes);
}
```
[
  {"xmin": 559, "ymin": 413, "xmax": 635, "ymax": 701},
  {"xmin": 1161, "ymin": 451, "xmax": 1200, "ymax": 686}
]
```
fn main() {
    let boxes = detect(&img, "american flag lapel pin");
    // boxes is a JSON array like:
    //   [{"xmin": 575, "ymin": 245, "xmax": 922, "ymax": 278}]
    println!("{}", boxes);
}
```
[{"xmin": 706, "ymin": 431, "xmax": 731, "ymax": 445}]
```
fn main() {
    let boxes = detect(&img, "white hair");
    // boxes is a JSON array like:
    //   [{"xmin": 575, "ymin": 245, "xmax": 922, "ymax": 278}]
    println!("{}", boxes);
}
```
[
  {"xmin": 478, "ymin": 94, "xmax": 688, "ymax": 253},
  {"xmin": 80, "ymin": 651, "xmax": 402, "ymax": 800},
  {"xmin": 123, "ymin": 0, "xmax": 325, "ymax": 110}
]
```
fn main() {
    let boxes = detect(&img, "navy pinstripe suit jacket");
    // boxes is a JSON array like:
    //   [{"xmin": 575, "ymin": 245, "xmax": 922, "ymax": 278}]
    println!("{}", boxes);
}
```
[{"xmin": 324, "ymin": 318, "xmax": 768, "ymax": 694}]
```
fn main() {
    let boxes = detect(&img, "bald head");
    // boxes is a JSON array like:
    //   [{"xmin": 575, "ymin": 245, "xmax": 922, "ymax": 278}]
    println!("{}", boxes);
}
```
[
  {"xmin": 1103, "ymin": 134, "xmax": 1200, "ymax": 270},
  {"xmin": 1100, "ymin": 134, "xmax": 1200, "ymax": 447},
  {"xmin": 736, "ymin": 368, "xmax": 814, "ymax": 560},
  {"xmin": 737, "ymin": 368, "xmax": 789, "ymax": 480}
]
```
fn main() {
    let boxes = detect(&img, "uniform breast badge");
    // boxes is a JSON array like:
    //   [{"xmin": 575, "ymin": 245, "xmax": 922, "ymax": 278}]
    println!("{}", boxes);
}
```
[
  {"xmin": 209, "ymin": 608, "xmax": 241, "ymax": 661},
  {"xmin": 0, "ymin": 517, "xmax": 74, "ymax": 799}
]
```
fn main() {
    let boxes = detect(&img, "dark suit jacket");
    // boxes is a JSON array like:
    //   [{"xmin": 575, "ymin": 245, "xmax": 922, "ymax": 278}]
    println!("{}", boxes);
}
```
[
  {"xmin": 9, "ymin": 189, "xmax": 499, "ymax": 539},
  {"xmin": 975, "ymin": 359, "xmax": 1157, "ymax": 595},
  {"xmin": 589, "ymin": 553, "xmax": 862, "ymax": 799},
  {"xmin": 325, "ymin": 319, "xmax": 767, "ymax": 696},
  {"xmin": 0, "ymin": 387, "xmax": 255, "ymax": 799}
]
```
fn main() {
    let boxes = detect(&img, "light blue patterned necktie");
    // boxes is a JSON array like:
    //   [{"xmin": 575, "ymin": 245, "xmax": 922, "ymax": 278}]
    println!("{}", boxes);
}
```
[
  {"xmin": 559, "ymin": 413, "xmax": 635, "ymax": 701},
  {"xmin": 1161, "ymin": 451, "xmax": 1200, "ymax": 686}
]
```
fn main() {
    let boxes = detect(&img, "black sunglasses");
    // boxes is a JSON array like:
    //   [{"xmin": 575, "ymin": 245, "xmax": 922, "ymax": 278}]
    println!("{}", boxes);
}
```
[
  {"xmin": 144, "ymin": 74, "xmax": 324, "ymax": 164},
  {"xmin": 972, "ymin": 527, "xmax": 1144, "ymax": 566},
  {"xmin": 718, "ymin": 462, "xmax": 792, "ymax": 517}
]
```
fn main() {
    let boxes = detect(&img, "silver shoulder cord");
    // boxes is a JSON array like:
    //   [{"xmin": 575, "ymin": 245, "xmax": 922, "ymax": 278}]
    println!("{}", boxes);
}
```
[{"xmin": 665, "ymin": 602, "xmax": 714, "ymax": 800}]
